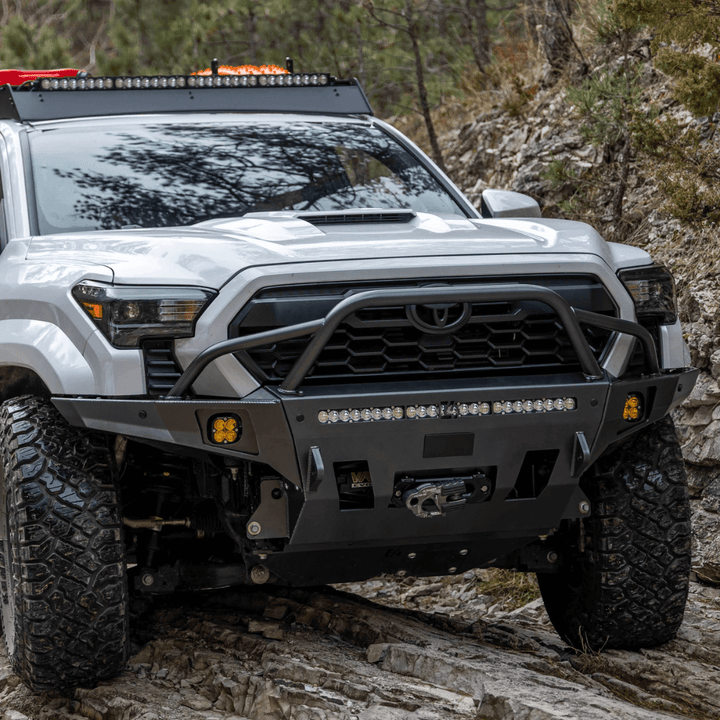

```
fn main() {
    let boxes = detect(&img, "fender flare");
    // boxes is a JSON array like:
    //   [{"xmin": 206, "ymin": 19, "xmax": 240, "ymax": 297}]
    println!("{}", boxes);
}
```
[{"xmin": 0, "ymin": 319, "xmax": 96, "ymax": 395}]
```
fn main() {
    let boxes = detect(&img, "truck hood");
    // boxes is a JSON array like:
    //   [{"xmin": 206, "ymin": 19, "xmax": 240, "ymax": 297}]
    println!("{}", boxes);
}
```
[{"xmin": 26, "ymin": 212, "xmax": 618, "ymax": 288}]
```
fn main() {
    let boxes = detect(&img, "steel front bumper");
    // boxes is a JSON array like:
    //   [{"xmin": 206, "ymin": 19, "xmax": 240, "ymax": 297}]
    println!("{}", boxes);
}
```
[{"xmin": 52, "ymin": 283, "xmax": 698, "ymax": 583}]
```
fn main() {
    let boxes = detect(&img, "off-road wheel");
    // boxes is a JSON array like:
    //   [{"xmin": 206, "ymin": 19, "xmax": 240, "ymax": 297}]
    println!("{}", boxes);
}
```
[
  {"xmin": 537, "ymin": 416, "xmax": 691, "ymax": 651},
  {"xmin": 0, "ymin": 396, "xmax": 128, "ymax": 691}
]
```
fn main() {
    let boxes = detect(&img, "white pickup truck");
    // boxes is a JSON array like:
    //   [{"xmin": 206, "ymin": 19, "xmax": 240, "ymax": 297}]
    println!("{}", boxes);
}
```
[{"xmin": 0, "ymin": 65, "xmax": 697, "ymax": 690}]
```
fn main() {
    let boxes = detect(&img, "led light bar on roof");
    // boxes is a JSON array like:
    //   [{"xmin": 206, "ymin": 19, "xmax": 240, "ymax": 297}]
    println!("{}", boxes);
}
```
[
  {"xmin": 36, "ymin": 73, "xmax": 331, "ymax": 91},
  {"xmin": 0, "ymin": 74, "xmax": 372, "ymax": 121}
]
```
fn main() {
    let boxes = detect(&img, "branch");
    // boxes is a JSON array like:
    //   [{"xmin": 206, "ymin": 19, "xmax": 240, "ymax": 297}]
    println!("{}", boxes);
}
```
[{"xmin": 363, "ymin": 1, "xmax": 412, "ymax": 35}]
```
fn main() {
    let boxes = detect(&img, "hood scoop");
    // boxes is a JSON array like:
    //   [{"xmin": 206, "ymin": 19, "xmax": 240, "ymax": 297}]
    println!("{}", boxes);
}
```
[{"xmin": 297, "ymin": 209, "xmax": 416, "ymax": 226}]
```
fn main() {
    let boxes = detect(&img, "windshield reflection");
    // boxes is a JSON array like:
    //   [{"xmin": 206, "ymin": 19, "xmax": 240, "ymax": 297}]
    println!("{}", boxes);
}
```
[{"xmin": 30, "ymin": 121, "xmax": 464, "ymax": 234}]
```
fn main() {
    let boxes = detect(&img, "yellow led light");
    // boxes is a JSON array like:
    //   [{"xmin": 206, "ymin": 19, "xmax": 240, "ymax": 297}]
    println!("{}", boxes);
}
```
[
  {"xmin": 623, "ymin": 394, "xmax": 643, "ymax": 423},
  {"xmin": 209, "ymin": 414, "xmax": 241, "ymax": 444},
  {"xmin": 82, "ymin": 302, "xmax": 103, "ymax": 319}
]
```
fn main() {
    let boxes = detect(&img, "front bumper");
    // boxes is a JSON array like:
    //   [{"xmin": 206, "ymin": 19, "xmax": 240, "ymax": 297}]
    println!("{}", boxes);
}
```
[{"xmin": 52, "ymin": 282, "xmax": 698, "ymax": 583}]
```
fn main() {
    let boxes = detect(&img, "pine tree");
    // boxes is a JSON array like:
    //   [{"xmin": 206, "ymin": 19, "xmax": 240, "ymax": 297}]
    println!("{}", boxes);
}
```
[{"xmin": 616, "ymin": 0, "xmax": 720, "ymax": 115}]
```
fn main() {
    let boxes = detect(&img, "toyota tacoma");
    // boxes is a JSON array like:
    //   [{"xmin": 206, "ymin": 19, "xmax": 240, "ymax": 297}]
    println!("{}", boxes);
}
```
[{"xmin": 0, "ymin": 64, "xmax": 697, "ymax": 690}]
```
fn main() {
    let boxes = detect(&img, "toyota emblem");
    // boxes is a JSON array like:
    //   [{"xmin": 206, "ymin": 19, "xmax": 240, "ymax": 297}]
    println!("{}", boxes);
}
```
[{"xmin": 406, "ymin": 302, "xmax": 472, "ymax": 334}]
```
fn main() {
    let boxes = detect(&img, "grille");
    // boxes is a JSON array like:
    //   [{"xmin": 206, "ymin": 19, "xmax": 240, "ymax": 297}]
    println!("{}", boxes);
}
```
[
  {"xmin": 143, "ymin": 340, "xmax": 183, "ymax": 395},
  {"xmin": 230, "ymin": 276, "xmax": 617, "ymax": 385}
]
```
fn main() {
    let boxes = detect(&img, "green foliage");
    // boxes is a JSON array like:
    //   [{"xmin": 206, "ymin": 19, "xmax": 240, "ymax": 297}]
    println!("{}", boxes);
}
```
[
  {"xmin": 590, "ymin": 0, "xmax": 627, "ymax": 45},
  {"xmin": 0, "ymin": 15, "xmax": 72, "ymax": 68},
  {"xmin": 544, "ymin": 50, "xmax": 643, "ymax": 239},
  {"xmin": 0, "ymin": 0, "xmax": 532, "ymax": 121},
  {"xmin": 631, "ymin": 112, "xmax": 720, "ymax": 223},
  {"xmin": 654, "ymin": 50, "xmax": 720, "ymax": 117},
  {"xmin": 566, "ymin": 63, "xmax": 643, "ymax": 146},
  {"xmin": 615, "ymin": 0, "xmax": 720, "ymax": 116}
]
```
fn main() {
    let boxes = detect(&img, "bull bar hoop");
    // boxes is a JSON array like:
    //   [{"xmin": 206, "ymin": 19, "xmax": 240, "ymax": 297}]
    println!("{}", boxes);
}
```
[{"xmin": 167, "ymin": 283, "xmax": 661, "ymax": 398}]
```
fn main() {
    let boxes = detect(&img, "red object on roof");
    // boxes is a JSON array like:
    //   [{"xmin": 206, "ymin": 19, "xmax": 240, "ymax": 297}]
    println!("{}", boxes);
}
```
[{"xmin": 0, "ymin": 68, "xmax": 81, "ymax": 86}]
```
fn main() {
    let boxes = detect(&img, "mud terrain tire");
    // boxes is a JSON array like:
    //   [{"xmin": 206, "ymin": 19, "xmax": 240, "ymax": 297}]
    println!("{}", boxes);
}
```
[
  {"xmin": 537, "ymin": 416, "xmax": 691, "ymax": 651},
  {"xmin": 0, "ymin": 396, "xmax": 128, "ymax": 691}
]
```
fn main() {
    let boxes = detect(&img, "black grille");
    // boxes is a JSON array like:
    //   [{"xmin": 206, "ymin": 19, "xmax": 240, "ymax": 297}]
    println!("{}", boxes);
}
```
[
  {"xmin": 230, "ymin": 276, "xmax": 617, "ymax": 385},
  {"xmin": 143, "ymin": 340, "xmax": 183, "ymax": 395}
]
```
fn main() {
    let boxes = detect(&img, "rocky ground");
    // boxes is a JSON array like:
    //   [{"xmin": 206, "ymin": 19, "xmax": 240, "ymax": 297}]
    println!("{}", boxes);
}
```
[{"xmin": 3, "ymin": 573, "xmax": 720, "ymax": 720}]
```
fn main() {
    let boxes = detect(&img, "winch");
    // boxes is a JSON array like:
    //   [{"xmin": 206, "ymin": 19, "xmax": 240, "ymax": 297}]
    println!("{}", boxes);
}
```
[{"xmin": 394, "ymin": 471, "xmax": 492, "ymax": 518}]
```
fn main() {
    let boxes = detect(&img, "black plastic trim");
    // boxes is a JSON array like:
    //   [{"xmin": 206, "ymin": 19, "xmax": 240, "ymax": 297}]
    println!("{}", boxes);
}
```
[{"xmin": 18, "ymin": 130, "xmax": 39, "ymax": 236}]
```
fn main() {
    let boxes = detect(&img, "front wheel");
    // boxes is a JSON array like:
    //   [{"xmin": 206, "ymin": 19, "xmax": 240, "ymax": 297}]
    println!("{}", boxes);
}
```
[
  {"xmin": 538, "ymin": 416, "xmax": 691, "ymax": 651},
  {"xmin": 0, "ymin": 396, "xmax": 129, "ymax": 691}
]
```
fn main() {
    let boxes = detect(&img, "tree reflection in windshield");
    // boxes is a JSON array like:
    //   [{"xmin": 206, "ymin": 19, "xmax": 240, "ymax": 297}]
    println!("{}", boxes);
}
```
[{"xmin": 30, "ymin": 121, "xmax": 464, "ymax": 234}]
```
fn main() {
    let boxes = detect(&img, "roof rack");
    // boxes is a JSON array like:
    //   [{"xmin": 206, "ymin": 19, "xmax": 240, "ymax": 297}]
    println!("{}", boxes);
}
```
[{"xmin": 0, "ymin": 73, "xmax": 373, "ymax": 121}]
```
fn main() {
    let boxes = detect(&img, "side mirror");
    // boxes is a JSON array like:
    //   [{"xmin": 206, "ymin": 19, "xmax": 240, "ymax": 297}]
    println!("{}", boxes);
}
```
[{"xmin": 481, "ymin": 189, "xmax": 541, "ymax": 219}]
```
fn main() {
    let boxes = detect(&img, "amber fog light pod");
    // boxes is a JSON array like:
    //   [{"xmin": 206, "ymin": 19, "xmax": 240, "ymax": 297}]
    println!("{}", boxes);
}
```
[
  {"xmin": 623, "ymin": 393, "xmax": 644, "ymax": 423},
  {"xmin": 209, "ymin": 414, "xmax": 242, "ymax": 444}
]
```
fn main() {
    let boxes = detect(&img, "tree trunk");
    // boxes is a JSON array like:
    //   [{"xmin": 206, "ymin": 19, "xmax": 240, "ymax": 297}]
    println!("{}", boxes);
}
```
[
  {"xmin": 405, "ymin": 0, "xmax": 447, "ymax": 173},
  {"xmin": 465, "ymin": 0, "xmax": 490, "ymax": 72},
  {"xmin": 539, "ymin": 0, "xmax": 576, "ymax": 70}
]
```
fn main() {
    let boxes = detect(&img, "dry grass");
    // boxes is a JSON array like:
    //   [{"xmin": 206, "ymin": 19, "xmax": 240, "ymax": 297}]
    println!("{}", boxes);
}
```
[{"xmin": 474, "ymin": 568, "xmax": 541, "ymax": 611}]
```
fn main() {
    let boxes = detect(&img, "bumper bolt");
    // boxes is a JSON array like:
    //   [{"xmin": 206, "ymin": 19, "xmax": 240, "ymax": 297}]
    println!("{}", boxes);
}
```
[
  {"xmin": 547, "ymin": 551, "xmax": 558, "ymax": 563},
  {"xmin": 579, "ymin": 501, "xmax": 591, "ymax": 515},
  {"xmin": 248, "ymin": 522, "xmax": 262, "ymax": 536},
  {"xmin": 448, "ymin": 567, "xmax": 457, "ymax": 573},
  {"xmin": 250, "ymin": 565, "xmax": 270, "ymax": 584},
  {"xmin": 397, "ymin": 570, "xmax": 407, "ymax": 577},
  {"xmin": 141, "ymin": 573, "xmax": 154, "ymax": 587},
  {"xmin": 459, "ymin": 549, "xmax": 468, "ymax": 556},
  {"xmin": 408, "ymin": 552, "xmax": 417, "ymax": 559}
]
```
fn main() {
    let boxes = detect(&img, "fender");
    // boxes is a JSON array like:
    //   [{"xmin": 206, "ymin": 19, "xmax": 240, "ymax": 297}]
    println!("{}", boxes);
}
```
[{"xmin": 0, "ymin": 319, "xmax": 96, "ymax": 395}]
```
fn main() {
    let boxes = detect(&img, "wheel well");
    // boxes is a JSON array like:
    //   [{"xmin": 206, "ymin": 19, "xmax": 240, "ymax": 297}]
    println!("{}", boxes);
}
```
[{"xmin": 0, "ymin": 367, "xmax": 51, "ymax": 403}]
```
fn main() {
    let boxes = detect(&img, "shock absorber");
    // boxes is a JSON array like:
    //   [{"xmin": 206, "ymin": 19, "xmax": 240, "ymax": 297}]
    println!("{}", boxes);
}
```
[{"xmin": 140, "ymin": 454, "xmax": 187, "ymax": 568}]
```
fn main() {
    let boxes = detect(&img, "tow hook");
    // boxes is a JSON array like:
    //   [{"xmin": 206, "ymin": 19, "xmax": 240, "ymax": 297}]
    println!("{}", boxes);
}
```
[{"xmin": 403, "ymin": 480, "xmax": 468, "ymax": 518}]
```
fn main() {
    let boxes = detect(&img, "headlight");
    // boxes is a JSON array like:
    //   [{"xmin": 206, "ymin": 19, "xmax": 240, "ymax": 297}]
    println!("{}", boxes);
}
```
[
  {"xmin": 72, "ymin": 281, "xmax": 216, "ymax": 348},
  {"xmin": 618, "ymin": 265, "xmax": 677, "ymax": 325}
]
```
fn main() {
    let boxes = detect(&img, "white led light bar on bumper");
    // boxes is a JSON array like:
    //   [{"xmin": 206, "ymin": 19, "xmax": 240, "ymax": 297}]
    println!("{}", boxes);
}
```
[
  {"xmin": 39, "ymin": 73, "xmax": 331, "ymax": 91},
  {"xmin": 317, "ymin": 397, "xmax": 576, "ymax": 424}
]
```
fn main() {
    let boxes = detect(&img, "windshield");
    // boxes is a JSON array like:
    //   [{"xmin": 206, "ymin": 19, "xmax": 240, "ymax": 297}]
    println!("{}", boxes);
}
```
[{"xmin": 29, "ymin": 119, "xmax": 466, "ymax": 234}]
